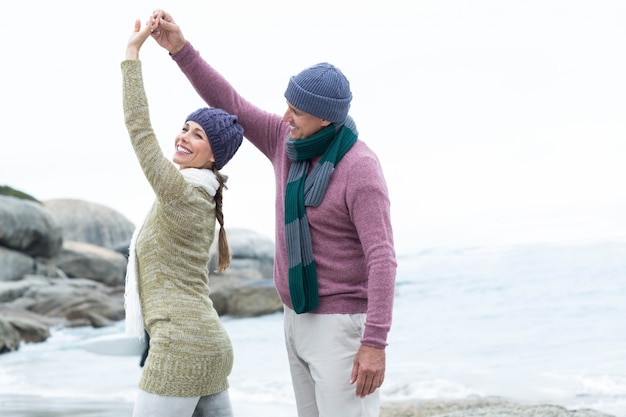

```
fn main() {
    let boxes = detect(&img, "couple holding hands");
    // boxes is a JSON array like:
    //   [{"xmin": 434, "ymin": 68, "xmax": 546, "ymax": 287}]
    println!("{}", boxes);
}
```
[{"xmin": 122, "ymin": 9, "xmax": 396, "ymax": 417}]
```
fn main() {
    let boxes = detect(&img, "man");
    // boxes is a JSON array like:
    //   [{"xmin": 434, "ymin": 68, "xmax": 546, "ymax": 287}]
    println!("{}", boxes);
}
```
[{"xmin": 149, "ymin": 10, "xmax": 397, "ymax": 417}]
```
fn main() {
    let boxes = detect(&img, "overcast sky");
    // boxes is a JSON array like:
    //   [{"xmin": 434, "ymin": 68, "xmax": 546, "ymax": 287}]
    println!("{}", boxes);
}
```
[{"xmin": 1, "ymin": 0, "xmax": 625, "ymax": 254}]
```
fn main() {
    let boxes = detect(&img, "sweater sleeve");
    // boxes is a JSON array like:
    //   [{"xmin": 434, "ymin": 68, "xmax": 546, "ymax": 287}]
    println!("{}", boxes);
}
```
[
  {"xmin": 170, "ymin": 42, "xmax": 286, "ymax": 163},
  {"xmin": 121, "ymin": 60, "xmax": 189, "ymax": 204},
  {"xmin": 347, "ymin": 153, "xmax": 397, "ymax": 349}
]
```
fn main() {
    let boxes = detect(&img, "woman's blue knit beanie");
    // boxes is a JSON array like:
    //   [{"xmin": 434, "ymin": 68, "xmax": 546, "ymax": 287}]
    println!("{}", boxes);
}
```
[
  {"xmin": 284, "ymin": 62, "xmax": 352, "ymax": 124},
  {"xmin": 186, "ymin": 107, "xmax": 244, "ymax": 170}
]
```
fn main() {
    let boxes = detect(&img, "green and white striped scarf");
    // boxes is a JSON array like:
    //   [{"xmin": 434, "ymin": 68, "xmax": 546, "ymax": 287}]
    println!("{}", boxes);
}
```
[{"xmin": 285, "ymin": 116, "xmax": 358, "ymax": 313}]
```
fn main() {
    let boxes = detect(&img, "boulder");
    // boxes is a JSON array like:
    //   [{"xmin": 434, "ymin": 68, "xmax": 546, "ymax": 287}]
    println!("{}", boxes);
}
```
[
  {"xmin": 0, "ymin": 247, "xmax": 35, "ymax": 282},
  {"xmin": 0, "ymin": 277, "xmax": 39, "ymax": 303},
  {"xmin": 13, "ymin": 275, "xmax": 125, "ymax": 328},
  {"xmin": 226, "ymin": 279, "xmax": 283, "ymax": 317},
  {"xmin": 209, "ymin": 274, "xmax": 282, "ymax": 317},
  {"xmin": 0, "ymin": 195, "xmax": 63, "ymax": 258},
  {"xmin": 0, "ymin": 318, "xmax": 22, "ymax": 353},
  {"xmin": 207, "ymin": 227, "xmax": 280, "ymax": 316},
  {"xmin": 44, "ymin": 199, "xmax": 135, "ymax": 251},
  {"xmin": 0, "ymin": 305, "xmax": 58, "ymax": 353},
  {"xmin": 54, "ymin": 241, "xmax": 127, "ymax": 286},
  {"xmin": 210, "ymin": 227, "xmax": 274, "ymax": 279}
]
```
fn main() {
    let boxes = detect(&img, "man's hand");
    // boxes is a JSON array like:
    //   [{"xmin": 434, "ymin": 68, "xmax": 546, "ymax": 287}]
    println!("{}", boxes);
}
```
[
  {"xmin": 148, "ymin": 9, "xmax": 186, "ymax": 55},
  {"xmin": 350, "ymin": 345, "xmax": 386, "ymax": 398}
]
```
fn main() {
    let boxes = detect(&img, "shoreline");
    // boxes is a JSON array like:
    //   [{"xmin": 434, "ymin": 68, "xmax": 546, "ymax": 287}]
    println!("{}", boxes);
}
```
[
  {"xmin": 380, "ymin": 397, "xmax": 617, "ymax": 417},
  {"xmin": 0, "ymin": 395, "xmax": 616, "ymax": 417}
]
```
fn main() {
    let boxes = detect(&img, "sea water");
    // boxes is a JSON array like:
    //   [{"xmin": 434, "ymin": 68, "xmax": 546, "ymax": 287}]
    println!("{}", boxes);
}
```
[{"xmin": 0, "ymin": 240, "xmax": 624, "ymax": 416}]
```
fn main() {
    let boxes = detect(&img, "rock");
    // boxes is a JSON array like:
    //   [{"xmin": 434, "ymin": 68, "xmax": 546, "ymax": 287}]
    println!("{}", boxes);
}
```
[
  {"xmin": 44, "ymin": 199, "xmax": 135, "ymax": 251},
  {"xmin": 0, "ymin": 278, "xmax": 39, "ymax": 303},
  {"xmin": 33, "ymin": 257, "xmax": 67, "ymax": 278},
  {"xmin": 0, "ymin": 247, "xmax": 35, "ymax": 282},
  {"xmin": 1, "ymin": 192, "xmax": 277, "ymax": 352},
  {"xmin": 210, "ymin": 227, "xmax": 274, "ymax": 279},
  {"xmin": 0, "ymin": 195, "xmax": 63, "ymax": 258},
  {"xmin": 206, "ymin": 227, "xmax": 280, "ymax": 316},
  {"xmin": 54, "ymin": 241, "xmax": 127, "ymax": 286},
  {"xmin": 0, "ymin": 318, "xmax": 22, "ymax": 353},
  {"xmin": 19, "ymin": 275, "xmax": 125, "ymax": 328},
  {"xmin": 0, "ymin": 306, "xmax": 57, "ymax": 352},
  {"xmin": 0, "ymin": 275, "xmax": 124, "ymax": 329},
  {"xmin": 209, "ymin": 273, "xmax": 283, "ymax": 317},
  {"xmin": 227, "ymin": 279, "xmax": 283, "ymax": 317},
  {"xmin": 207, "ymin": 275, "xmax": 235, "ymax": 316}
]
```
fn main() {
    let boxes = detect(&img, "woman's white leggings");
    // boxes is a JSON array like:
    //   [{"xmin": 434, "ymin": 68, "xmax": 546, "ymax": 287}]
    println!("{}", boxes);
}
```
[{"xmin": 132, "ymin": 388, "xmax": 233, "ymax": 417}]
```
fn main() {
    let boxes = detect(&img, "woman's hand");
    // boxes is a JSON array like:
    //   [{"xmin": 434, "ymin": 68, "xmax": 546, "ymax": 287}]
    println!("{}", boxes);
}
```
[
  {"xmin": 126, "ymin": 19, "xmax": 153, "ymax": 61},
  {"xmin": 148, "ymin": 9, "xmax": 186, "ymax": 55}
]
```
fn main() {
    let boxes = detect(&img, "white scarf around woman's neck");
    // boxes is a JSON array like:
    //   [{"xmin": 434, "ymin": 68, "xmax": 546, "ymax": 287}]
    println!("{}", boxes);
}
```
[{"xmin": 124, "ymin": 168, "xmax": 219, "ymax": 340}]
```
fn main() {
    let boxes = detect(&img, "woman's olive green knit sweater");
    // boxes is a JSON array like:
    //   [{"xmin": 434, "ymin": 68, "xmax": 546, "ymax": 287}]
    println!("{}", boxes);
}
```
[{"xmin": 121, "ymin": 59, "xmax": 233, "ymax": 397}]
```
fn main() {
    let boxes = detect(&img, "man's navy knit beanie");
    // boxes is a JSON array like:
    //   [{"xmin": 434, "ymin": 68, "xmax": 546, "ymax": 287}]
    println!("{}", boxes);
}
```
[{"xmin": 284, "ymin": 62, "xmax": 352, "ymax": 124}]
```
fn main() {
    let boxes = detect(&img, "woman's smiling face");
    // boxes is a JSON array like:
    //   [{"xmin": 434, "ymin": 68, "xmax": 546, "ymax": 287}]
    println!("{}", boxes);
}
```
[{"xmin": 173, "ymin": 120, "xmax": 215, "ymax": 170}]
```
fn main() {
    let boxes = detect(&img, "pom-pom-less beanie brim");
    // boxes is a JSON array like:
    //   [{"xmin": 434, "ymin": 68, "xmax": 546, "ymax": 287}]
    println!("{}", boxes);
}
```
[{"xmin": 284, "ymin": 62, "xmax": 352, "ymax": 124}]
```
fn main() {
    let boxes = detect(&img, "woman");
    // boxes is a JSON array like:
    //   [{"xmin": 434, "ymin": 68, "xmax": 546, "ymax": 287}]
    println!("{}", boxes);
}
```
[{"xmin": 122, "ymin": 19, "xmax": 244, "ymax": 417}]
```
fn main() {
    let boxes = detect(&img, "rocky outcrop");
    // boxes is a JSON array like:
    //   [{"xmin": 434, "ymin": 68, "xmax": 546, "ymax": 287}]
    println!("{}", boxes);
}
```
[{"xmin": 0, "ymin": 195, "xmax": 281, "ymax": 354}]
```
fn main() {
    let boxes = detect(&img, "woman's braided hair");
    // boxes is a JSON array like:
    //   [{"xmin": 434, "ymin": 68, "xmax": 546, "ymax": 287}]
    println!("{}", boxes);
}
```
[{"xmin": 212, "ymin": 167, "xmax": 231, "ymax": 273}]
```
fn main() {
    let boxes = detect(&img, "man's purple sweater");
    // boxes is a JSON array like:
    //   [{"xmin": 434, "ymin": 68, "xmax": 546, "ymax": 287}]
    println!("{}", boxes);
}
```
[{"xmin": 172, "ymin": 42, "xmax": 397, "ymax": 349}]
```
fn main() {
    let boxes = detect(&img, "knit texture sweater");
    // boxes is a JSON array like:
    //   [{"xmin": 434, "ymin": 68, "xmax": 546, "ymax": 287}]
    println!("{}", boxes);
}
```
[
  {"xmin": 121, "ymin": 59, "xmax": 233, "ymax": 396},
  {"xmin": 172, "ymin": 43, "xmax": 397, "ymax": 349}
]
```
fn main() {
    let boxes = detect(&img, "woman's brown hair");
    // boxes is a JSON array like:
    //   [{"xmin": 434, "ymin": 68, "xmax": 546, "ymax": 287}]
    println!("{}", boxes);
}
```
[{"xmin": 212, "ymin": 167, "xmax": 231, "ymax": 273}]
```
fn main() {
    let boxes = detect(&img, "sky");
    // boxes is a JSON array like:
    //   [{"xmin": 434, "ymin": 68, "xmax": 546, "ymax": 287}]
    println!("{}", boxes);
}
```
[{"xmin": 1, "ymin": 0, "xmax": 625, "ymax": 254}]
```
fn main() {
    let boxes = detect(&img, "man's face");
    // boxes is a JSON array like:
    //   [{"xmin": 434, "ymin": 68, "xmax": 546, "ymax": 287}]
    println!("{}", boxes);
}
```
[{"xmin": 282, "ymin": 102, "xmax": 331, "ymax": 140}]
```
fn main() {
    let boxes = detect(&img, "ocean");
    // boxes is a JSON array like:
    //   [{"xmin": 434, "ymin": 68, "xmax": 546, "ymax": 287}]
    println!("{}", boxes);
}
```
[{"xmin": 0, "ymin": 239, "xmax": 624, "ymax": 417}]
